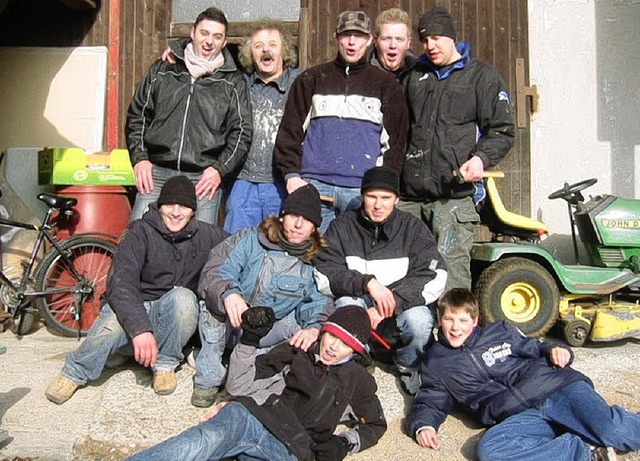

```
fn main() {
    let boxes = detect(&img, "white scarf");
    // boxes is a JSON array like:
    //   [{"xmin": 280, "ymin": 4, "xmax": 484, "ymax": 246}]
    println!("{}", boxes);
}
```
[{"xmin": 184, "ymin": 43, "xmax": 225, "ymax": 78}]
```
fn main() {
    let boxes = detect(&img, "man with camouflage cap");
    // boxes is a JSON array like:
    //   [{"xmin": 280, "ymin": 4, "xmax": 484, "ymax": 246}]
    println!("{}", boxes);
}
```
[{"xmin": 275, "ymin": 10, "xmax": 408, "ymax": 233}]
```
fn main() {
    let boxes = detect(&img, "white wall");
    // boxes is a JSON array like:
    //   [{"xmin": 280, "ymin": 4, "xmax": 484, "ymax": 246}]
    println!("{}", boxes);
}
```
[
  {"xmin": 0, "ymin": 46, "xmax": 107, "ymax": 153},
  {"xmin": 528, "ymin": 0, "xmax": 640, "ymax": 234}
]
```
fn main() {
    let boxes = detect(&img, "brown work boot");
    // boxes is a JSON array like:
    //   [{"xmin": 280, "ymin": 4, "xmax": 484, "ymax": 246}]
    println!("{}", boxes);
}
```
[
  {"xmin": 45, "ymin": 375, "xmax": 79, "ymax": 404},
  {"xmin": 153, "ymin": 370, "xmax": 177, "ymax": 395}
]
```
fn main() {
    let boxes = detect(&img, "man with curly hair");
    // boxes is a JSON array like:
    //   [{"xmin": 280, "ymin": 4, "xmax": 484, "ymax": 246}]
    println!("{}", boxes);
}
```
[{"xmin": 224, "ymin": 20, "xmax": 302, "ymax": 233}]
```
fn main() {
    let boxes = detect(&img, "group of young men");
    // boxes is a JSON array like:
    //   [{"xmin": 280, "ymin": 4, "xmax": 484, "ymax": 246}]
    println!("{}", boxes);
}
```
[{"xmin": 42, "ymin": 5, "xmax": 640, "ymax": 461}]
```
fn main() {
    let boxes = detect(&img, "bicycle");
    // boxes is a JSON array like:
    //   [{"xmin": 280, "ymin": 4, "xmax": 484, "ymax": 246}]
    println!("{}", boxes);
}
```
[{"xmin": 0, "ymin": 191, "xmax": 117, "ymax": 337}]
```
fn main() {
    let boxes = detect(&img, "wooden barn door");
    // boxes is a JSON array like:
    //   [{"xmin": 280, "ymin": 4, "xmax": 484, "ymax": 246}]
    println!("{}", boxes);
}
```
[{"xmin": 299, "ymin": 0, "xmax": 532, "ymax": 215}]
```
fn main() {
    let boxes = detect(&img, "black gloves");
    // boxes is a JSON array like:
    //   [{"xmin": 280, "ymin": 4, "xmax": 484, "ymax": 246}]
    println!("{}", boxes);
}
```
[
  {"xmin": 313, "ymin": 435, "xmax": 351, "ymax": 461},
  {"xmin": 240, "ymin": 306, "xmax": 276, "ymax": 347}
]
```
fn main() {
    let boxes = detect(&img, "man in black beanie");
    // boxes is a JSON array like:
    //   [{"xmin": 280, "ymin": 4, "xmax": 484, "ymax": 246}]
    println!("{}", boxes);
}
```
[
  {"xmin": 46, "ymin": 176, "xmax": 229, "ymax": 404},
  {"xmin": 192, "ymin": 183, "xmax": 334, "ymax": 407},
  {"xmin": 399, "ymin": 6, "xmax": 515, "ymax": 291},
  {"xmin": 314, "ymin": 166, "xmax": 447, "ymax": 395}
]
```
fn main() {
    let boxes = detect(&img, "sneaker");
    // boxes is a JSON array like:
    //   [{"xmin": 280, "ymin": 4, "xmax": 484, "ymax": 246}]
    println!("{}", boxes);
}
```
[
  {"xmin": 191, "ymin": 386, "xmax": 219, "ymax": 408},
  {"xmin": 152, "ymin": 371, "xmax": 177, "ymax": 395},
  {"xmin": 591, "ymin": 446, "xmax": 618, "ymax": 461},
  {"xmin": 45, "ymin": 375, "xmax": 79, "ymax": 404}
]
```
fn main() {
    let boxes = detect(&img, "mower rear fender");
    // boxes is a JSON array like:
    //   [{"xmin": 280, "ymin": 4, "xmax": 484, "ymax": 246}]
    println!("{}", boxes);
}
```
[{"xmin": 472, "ymin": 242, "xmax": 640, "ymax": 295}]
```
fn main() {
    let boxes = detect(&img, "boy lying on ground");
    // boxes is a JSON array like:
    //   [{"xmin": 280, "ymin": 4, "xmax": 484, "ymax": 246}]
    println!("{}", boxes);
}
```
[{"xmin": 408, "ymin": 288, "xmax": 640, "ymax": 461}]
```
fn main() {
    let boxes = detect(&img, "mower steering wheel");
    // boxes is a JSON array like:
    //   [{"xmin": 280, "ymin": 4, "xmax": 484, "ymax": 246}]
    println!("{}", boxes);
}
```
[{"xmin": 548, "ymin": 178, "xmax": 597, "ymax": 201}]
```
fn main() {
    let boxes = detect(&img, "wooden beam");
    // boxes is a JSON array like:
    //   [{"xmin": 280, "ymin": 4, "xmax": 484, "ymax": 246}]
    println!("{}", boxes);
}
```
[{"xmin": 169, "ymin": 21, "xmax": 300, "ymax": 41}]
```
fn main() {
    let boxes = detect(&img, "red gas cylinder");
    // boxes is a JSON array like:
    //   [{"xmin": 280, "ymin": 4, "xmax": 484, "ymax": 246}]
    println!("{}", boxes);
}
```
[{"xmin": 54, "ymin": 185, "xmax": 131, "ymax": 240}]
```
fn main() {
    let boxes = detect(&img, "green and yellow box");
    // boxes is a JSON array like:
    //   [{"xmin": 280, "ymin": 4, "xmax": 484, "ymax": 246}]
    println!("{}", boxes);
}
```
[{"xmin": 38, "ymin": 147, "xmax": 135, "ymax": 186}]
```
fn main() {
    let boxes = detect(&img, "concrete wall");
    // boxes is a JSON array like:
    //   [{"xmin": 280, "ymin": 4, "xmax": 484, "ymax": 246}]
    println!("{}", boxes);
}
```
[
  {"xmin": 528, "ymin": 0, "xmax": 640, "ymax": 234},
  {"xmin": 172, "ymin": 0, "xmax": 300, "ymax": 22}
]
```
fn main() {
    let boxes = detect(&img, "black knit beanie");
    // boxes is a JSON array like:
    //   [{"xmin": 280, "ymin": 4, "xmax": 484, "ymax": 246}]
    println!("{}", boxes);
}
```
[
  {"xmin": 320, "ymin": 306, "xmax": 371, "ymax": 355},
  {"xmin": 157, "ymin": 175, "xmax": 197, "ymax": 211},
  {"xmin": 418, "ymin": 6, "xmax": 457, "ymax": 41},
  {"xmin": 280, "ymin": 184, "xmax": 322, "ymax": 228},
  {"xmin": 361, "ymin": 166, "xmax": 399, "ymax": 196}
]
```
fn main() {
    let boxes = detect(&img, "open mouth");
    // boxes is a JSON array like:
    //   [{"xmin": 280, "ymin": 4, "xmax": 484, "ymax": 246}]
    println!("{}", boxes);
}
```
[{"xmin": 260, "ymin": 53, "xmax": 274, "ymax": 65}]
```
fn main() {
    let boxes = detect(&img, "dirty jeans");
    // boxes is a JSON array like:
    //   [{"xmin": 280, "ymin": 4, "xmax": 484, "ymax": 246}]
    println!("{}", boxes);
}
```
[
  {"xmin": 194, "ymin": 308, "xmax": 301, "ymax": 390},
  {"xmin": 398, "ymin": 197, "xmax": 479, "ymax": 291},
  {"xmin": 477, "ymin": 381, "xmax": 640, "ymax": 461},
  {"xmin": 61, "ymin": 287, "xmax": 199, "ymax": 385},
  {"xmin": 335, "ymin": 296, "xmax": 435, "ymax": 371},
  {"xmin": 126, "ymin": 402, "xmax": 296, "ymax": 461},
  {"xmin": 223, "ymin": 179, "xmax": 287, "ymax": 234},
  {"xmin": 130, "ymin": 165, "xmax": 222, "ymax": 225},
  {"xmin": 306, "ymin": 179, "xmax": 362, "ymax": 234}
]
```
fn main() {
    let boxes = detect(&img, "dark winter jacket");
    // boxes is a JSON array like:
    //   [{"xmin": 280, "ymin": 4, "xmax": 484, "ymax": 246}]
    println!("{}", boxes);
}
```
[
  {"xmin": 407, "ymin": 321, "xmax": 592, "ymax": 437},
  {"xmin": 314, "ymin": 208, "xmax": 447, "ymax": 314},
  {"xmin": 106, "ymin": 205, "xmax": 229, "ymax": 339},
  {"xmin": 401, "ymin": 41, "xmax": 515, "ymax": 201},
  {"xmin": 274, "ymin": 54, "xmax": 408, "ymax": 188},
  {"xmin": 230, "ymin": 342, "xmax": 387, "ymax": 461},
  {"xmin": 126, "ymin": 40, "xmax": 252, "ymax": 176},
  {"xmin": 370, "ymin": 47, "xmax": 417, "ymax": 82},
  {"xmin": 198, "ymin": 227, "xmax": 332, "ymax": 328}
]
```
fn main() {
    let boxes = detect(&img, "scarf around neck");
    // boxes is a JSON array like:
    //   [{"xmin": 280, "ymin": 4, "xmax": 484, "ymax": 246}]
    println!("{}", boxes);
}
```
[
  {"xmin": 184, "ymin": 42, "xmax": 225, "ymax": 78},
  {"xmin": 276, "ymin": 228, "xmax": 311, "ymax": 259}
]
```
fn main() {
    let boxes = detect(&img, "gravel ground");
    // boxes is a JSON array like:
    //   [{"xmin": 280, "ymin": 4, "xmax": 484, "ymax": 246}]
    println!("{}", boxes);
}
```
[{"xmin": 1, "ymin": 327, "xmax": 639, "ymax": 461}]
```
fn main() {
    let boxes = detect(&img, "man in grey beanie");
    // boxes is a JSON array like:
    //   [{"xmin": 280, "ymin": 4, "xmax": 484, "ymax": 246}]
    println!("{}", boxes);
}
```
[{"xmin": 399, "ymin": 6, "xmax": 515, "ymax": 291}]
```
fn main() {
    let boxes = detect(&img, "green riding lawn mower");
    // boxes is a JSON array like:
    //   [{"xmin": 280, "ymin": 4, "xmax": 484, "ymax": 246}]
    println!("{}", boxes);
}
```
[{"xmin": 471, "ymin": 174, "xmax": 640, "ymax": 346}]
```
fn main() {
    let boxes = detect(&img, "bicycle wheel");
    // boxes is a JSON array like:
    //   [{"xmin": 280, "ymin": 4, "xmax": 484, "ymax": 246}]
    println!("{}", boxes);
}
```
[{"xmin": 35, "ymin": 236, "xmax": 116, "ymax": 337}]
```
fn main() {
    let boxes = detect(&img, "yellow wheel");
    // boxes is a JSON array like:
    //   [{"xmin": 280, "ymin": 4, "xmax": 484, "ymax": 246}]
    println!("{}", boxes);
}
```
[
  {"xmin": 500, "ymin": 282, "xmax": 541, "ymax": 323},
  {"xmin": 476, "ymin": 257, "xmax": 559, "ymax": 337}
]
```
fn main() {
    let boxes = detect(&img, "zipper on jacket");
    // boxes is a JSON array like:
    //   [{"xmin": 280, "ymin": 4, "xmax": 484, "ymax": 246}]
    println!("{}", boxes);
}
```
[
  {"xmin": 247, "ymin": 253, "xmax": 269, "ymax": 306},
  {"xmin": 176, "ymin": 81, "xmax": 195, "ymax": 171}
]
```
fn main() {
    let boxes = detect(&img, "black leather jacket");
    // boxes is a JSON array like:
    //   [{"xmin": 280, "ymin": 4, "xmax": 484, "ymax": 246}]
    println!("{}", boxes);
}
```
[{"xmin": 126, "ymin": 41, "xmax": 252, "ymax": 176}]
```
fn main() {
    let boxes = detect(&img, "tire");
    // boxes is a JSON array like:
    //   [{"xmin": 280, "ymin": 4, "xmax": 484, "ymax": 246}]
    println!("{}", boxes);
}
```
[
  {"xmin": 10, "ymin": 311, "xmax": 34, "ymax": 336},
  {"xmin": 35, "ymin": 236, "xmax": 116, "ymax": 337},
  {"xmin": 564, "ymin": 319, "xmax": 590, "ymax": 347},
  {"xmin": 475, "ymin": 257, "xmax": 559, "ymax": 337}
]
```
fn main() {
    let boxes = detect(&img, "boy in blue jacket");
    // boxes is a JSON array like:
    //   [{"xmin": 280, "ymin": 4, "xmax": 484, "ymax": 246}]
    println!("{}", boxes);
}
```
[{"xmin": 408, "ymin": 288, "xmax": 640, "ymax": 461}]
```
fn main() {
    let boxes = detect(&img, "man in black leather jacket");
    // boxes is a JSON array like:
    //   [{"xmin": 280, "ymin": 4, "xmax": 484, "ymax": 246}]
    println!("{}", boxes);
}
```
[{"xmin": 126, "ymin": 6, "xmax": 252, "ymax": 225}]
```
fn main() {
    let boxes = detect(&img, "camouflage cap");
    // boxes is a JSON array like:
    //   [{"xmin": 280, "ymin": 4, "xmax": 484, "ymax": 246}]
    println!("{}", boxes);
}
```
[{"xmin": 336, "ymin": 10, "xmax": 372, "ymax": 34}]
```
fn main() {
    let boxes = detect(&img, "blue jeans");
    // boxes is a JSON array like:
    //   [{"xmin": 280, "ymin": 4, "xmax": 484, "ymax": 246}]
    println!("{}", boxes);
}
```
[
  {"xmin": 477, "ymin": 381, "xmax": 640, "ymax": 461},
  {"xmin": 223, "ymin": 180, "xmax": 287, "ymax": 234},
  {"xmin": 194, "ymin": 308, "xmax": 301, "ymax": 390},
  {"xmin": 126, "ymin": 402, "xmax": 296, "ymax": 461},
  {"xmin": 62, "ymin": 287, "xmax": 199, "ymax": 385},
  {"xmin": 130, "ymin": 165, "xmax": 222, "ymax": 225},
  {"xmin": 306, "ymin": 179, "xmax": 361, "ymax": 234},
  {"xmin": 335, "ymin": 297, "xmax": 435, "ymax": 371}
]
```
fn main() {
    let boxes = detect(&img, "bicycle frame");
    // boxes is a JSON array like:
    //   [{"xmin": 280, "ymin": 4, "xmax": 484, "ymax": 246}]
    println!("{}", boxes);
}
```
[{"xmin": 0, "ymin": 207, "xmax": 84, "ymax": 302}]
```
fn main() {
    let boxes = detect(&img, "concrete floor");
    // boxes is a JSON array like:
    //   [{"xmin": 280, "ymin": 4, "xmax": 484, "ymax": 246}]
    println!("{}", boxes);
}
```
[{"xmin": 1, "ymin": 327, "xmax": 640, "ymax": 461}]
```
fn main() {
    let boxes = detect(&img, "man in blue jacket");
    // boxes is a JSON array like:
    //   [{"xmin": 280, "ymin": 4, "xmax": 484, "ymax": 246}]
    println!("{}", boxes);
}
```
[
  {"xmin": 399, "ymin": 7, "xmax": 515, "ymax": 290},
  {"xmin": 45, "ymin": 176, "xmax": 229, "ymax": 404},
  {"xmin": 408, "ymin": 288, "xmax": 640, "ymax": 460},
  {"xmin": 192, "ymin": 184, "xmax": 334, "ymax": 407}
]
